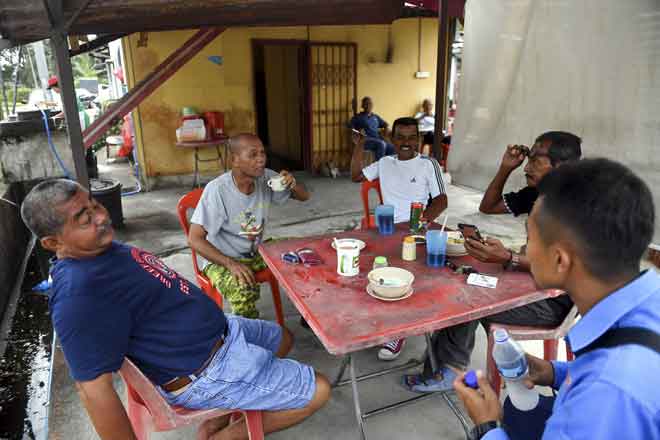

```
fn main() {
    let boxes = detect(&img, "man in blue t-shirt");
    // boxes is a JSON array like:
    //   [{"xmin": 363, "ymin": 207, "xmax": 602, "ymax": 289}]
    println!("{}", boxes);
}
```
[
  {"xmin": 350, "ymin": 96, "xmax": 395, "ymax": 161},
  {"xmin": 20, "ymin": 179, "xmax": 330, "ymax": 440}
]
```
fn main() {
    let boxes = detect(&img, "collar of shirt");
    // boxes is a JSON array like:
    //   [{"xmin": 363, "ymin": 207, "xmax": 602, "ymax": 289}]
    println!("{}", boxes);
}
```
[{"xmin": 567, "ymin": 269, "xmax": 660, "ymax": 352}]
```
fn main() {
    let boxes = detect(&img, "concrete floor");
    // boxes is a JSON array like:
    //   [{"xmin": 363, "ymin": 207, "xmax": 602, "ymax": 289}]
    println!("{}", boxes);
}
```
[{"xmin": 48, "ymin": 161, "xmax": 557, "ymax": 440}]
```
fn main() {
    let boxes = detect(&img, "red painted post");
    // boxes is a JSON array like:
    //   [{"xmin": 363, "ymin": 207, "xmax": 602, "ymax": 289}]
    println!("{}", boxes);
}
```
[{"xmin": 82, "ymin": 27, "xmax": 225, "ymax": 149}]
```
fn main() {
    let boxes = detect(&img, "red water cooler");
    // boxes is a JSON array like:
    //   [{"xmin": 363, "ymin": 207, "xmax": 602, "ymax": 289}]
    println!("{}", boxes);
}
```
[{"xmin": 203, "ymin": 111, "xmax": 225, "ymax": 140}]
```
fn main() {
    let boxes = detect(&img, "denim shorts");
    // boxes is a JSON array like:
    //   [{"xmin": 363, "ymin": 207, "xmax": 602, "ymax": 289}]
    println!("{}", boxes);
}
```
[{"xmin": 159, "ymin": 315, "xmax": 316, "ymax": 411}]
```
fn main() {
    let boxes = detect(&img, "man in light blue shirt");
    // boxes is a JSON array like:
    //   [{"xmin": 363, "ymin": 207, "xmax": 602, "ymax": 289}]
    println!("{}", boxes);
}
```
[{"xmin": 454, "ymin": 158, "xmax": 660, "ymax": 440}]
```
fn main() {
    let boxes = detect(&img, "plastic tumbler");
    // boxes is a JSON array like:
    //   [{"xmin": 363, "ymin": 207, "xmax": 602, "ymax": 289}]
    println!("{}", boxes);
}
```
[
  {"xmin": 375, "ymin": 204, "xmax": 395, "ymax": 235},
  {"xmin": 426, "ymin": 230, "xmax": 447, "ymax": 267}
]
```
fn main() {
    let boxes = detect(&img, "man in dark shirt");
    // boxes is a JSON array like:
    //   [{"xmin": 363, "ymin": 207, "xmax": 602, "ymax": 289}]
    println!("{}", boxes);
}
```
[
  {"xmin": 402, "ymin": 131, "xmax": 582, "ymax": 393},
  {"xmin": 350, "ymin": 96, "xmax": 395, "ymax": 161},
  {"xmin": 20, "ymin": 179, "xmax": 330, "ymax": 440},
  {"xmin": 468, "ymin": 131, "xmax": 582, "ymax": 271},
  {"xmin": 479, "ymin": 131, "xmax": 582, "ymax": 216}
]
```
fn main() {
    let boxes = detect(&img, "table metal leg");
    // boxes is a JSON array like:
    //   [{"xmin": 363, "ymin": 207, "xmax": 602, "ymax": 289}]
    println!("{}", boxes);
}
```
[
  {"xmin": 425, "ymin": 332, "xmax": 471, "ymax": 439},
  {"xmin": 332, "ymin": 355, "xmax": 350, "ymax": 387},
  {"xmin": 441, "ymin": 392, "xmax": 472, "ymax": 439},
  {"xmin": 425, "ymin": 333, "xmax": 439, "ymax": 373},
  {"xmin": 334, "ymin": 358, "xmax": 421, "ymax": 388},
  {"xmin": 349, "ymin": 355, "xmax": 367, "ymax": 440},
  {"xmin": 335, "ymin": 338, "xmax": 471, "ymax": 440}
]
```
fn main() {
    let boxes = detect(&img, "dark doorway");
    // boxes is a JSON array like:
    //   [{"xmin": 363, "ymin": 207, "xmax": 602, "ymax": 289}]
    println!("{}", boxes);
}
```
[{"xmin": 253, "ymin": 41, "xmax": 308, "ymax": 171}]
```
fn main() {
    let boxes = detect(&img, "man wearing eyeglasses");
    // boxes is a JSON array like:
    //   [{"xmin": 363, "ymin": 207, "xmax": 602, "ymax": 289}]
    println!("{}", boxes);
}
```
[
  {"xmin": 400, "ymin": 132, "xmax": 582, "ymax": 394},
  {"xmin": 466, "ymin": 132, "xmax": 582, "ymax": 268},
  {"xmin": 479, "ymin": 132, "xmax": 582, "ymax": 217}
]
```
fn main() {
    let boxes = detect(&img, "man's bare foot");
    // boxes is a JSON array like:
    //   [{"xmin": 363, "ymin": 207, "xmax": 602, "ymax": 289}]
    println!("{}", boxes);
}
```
[{"xmin": 197, "ymin": 414, "xmax": 231, "ymax": 440}]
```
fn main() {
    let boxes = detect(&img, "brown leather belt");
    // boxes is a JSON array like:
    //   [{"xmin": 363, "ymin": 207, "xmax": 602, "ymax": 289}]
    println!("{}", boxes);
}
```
[{"xmin": 161, "ymin": 331, "xmax": 227, "ymax": 393}]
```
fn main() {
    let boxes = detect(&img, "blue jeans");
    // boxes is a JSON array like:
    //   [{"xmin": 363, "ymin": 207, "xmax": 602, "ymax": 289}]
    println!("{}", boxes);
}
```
[
  {"xmin": 503, "ymin": 395, "xmax": 555, "ymax": 440},
  {"xmin": 159, "ymin": 316, "xmax": 316, "ymax": 411},
  {"xmin": 364, "ymin": 137, "xmax": 395, "ymax": 161}
]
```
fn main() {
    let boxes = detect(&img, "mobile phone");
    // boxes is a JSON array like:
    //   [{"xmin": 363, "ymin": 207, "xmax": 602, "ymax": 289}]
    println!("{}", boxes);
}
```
[
  {"xmin": 458, "ymin": 223, "xmax": 485, "ymax": 244},
  {"xmin": 296, "ymin": 248, "xmax": 323, "ymax": 266}
]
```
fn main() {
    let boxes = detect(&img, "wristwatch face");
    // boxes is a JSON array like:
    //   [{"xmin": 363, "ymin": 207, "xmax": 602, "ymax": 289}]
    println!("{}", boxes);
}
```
[{"xmin": 511, "ymin": 252, "xmax": 520, "ymax": 268}]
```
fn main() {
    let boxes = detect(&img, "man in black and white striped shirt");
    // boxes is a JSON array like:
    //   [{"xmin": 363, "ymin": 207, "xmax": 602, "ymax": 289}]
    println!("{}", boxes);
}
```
[{"xmin": 351, "ymin": 116, "xmax": 448, "ymax": 361}]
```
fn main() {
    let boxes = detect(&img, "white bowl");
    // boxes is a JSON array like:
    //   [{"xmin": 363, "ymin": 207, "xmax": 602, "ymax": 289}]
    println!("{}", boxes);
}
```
[
  {"xmin": 446, "ymin": 231, "xmax": 466, "ymax": 254},
  {"xmin": 367, "ymin": 267, "xmax": 415, "ymax": 298}
]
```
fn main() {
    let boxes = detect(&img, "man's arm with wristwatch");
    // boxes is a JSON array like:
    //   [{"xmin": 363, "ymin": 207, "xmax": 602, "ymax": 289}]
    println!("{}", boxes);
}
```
[
  {"xmin": 463, "ymin": 237, "xmax": 529, "ymax": 271},
  {"xmin": 453, "ymin": 355, "xmax": 562, "ymax": 439}
]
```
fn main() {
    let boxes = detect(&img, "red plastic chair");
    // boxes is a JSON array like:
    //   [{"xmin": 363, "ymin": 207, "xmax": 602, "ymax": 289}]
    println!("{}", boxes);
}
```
[
  {"xmin": 487, "ymin": 304, "xmax": 579, "ymax": 396},
  {"xmin": 176, "ymin": 189, "xmax": 285, "ymax": 327},
  {"xmin": 360, "ymin": 179, "xmax": 383, "ymax": 229},
  {"xmin": 118, "ymin": 358, "xmax": 264, "ymax": 440}
]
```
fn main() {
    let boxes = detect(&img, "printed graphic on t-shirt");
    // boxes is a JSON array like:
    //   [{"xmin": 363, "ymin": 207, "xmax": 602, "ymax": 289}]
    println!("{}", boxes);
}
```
[
  {"xmin": 130, "ymin": 248, "xmax": 191, "ymax": 295},
  {"xmin": 238, "ymin": 210, "xmax": 264, "ymax": 242}
]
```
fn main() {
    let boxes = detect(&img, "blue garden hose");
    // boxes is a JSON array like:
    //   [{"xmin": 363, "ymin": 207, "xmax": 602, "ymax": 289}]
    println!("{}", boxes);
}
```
[
  {"xmin": 39, "ymin": 108, "xmax": 142, "ymax": 196},
  {"xmin": 39, "ymin": 109, "xmax": 72, "ymax": 179}
]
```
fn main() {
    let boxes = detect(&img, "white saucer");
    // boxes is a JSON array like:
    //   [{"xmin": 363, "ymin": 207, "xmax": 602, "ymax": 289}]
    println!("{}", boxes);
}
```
[
  {"xmin": 446, "ymin": 250, "xmax": 468, "ymax": 257},
  {"xmin": 332, "ymin": 238, "xmax": 367, "ymax": 251},
  {"xmin": 366, "ymin": 284, "xmax": 414, "ymax": 301}
]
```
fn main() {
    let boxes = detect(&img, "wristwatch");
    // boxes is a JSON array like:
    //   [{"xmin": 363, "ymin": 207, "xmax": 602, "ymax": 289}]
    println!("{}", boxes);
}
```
[
  {"xmin": 470, "ymin": 421, "xmax": 500, "ymax": 440},
  {"xmin": 504, "ymin": 250, "xmax": 521, "ymax": 271}
]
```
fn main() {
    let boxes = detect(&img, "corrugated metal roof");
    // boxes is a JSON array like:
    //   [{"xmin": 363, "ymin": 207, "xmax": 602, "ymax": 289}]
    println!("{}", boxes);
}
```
[{"xmin": 0, "ymin": 0, "xmax": 403, "ymax": 48}]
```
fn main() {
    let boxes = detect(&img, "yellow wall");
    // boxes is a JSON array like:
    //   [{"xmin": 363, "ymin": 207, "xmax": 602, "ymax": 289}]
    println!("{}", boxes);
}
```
[{"xmin": 123, "ymin": 18, "xmax": 439, "ymax": 177}]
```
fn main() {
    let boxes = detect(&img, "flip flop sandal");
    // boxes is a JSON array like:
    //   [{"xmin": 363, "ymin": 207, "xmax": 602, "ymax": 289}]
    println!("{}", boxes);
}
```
[{"xmin": 402, "ymin": 369, "xmax": 457, "ymax": 393}]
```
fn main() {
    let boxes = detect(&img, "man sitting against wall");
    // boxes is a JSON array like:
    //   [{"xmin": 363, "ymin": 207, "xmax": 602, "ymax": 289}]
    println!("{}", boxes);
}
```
[
  {"xmin": 351, "ymin": 116, "xmax": 448, "ymax": 361},
  {"xmin": 350, "ymin": 96, "xmax": 395, "ymax": 161},
  {"xmin": 188, "ymin": 134, "xmax": 309, "ymax": 320},
  {"xmin": 20, "ymin": 179, "xmax": 330, "ymax": 440}
]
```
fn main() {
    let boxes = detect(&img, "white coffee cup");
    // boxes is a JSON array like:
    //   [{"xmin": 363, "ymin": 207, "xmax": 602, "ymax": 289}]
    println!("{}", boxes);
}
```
[
  {"xmin": 337, "ymin": 244, "xmax": 360, "ymax": 277},
  {"xmin": 267, "ymin": 175, "xmax": 287, "ymax": 192}
]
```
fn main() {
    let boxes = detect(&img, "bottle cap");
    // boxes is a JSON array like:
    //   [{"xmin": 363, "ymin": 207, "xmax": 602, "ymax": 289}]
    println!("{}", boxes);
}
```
[
  {"xmin": 494, "ymin": 328, "xmax": 509, "ymax": 343},
  {"xmin": 464, "ymin": 370, "xmax": 479, "ymax": 389},
  {"xmin": 404, "ymin": 236, "xmax": 415, "ymax": 244},
  {"xmin": 374, "ymin": 256, "xmax": 388, "ymax": 265}
]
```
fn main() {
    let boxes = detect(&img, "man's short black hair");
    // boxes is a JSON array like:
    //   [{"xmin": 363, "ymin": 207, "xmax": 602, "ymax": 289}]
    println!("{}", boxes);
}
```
[
  {"xmin": 535, "ymin": 131, "xmax": 582, "ymax": 166},
  {"xmin": 536, "ymin": 158, "xmax": 655, "ymax": 279},
  {"xmin": 392, "ymin": 117, "xmax": 420, "ymax": 138}
]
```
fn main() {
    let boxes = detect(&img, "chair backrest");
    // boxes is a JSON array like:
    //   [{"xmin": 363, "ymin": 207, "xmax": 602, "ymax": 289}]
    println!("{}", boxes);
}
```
[
  {"xmin": 176, "ymin": 188, "xmax": 204, "ymax": 276},
  {"xmin": 119, "ymin": 358, "xmax": 178, "ymax": 430},
  {"xmin": 360, "ymin": 179, "xmax": 383, "ymax": 229}
]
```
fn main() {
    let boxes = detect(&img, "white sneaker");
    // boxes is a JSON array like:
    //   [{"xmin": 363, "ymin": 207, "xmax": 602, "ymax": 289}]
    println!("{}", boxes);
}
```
[{"xmin": 378, "ymin": 338, "xmax": 406, "ymax": 361}]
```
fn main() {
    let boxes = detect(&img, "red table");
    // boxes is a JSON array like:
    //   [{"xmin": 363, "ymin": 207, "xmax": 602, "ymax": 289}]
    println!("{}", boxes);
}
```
[{"xmin": 259, "ymin": 225, "xmax": 561, "ymax": 439}]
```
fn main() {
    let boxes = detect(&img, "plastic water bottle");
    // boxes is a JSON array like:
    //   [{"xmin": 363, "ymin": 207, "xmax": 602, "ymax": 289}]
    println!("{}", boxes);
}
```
[{"xmin": 492, "ymin": 328, "xmax": 539, "ymax": 411}]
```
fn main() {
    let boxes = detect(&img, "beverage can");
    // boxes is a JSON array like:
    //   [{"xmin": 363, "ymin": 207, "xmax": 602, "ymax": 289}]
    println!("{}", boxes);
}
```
[{"xmin": 409, "ymin": 202, "xmax": 424, "ymax": 232}]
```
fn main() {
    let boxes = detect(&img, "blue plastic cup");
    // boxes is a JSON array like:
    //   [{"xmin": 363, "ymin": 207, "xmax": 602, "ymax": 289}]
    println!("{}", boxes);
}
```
[
  {"xmin": 375, "ymin": 204, "xmax": 395, "ymax": 235},
  {"xmin": 426, "ymin": 230, "xmax": 447, "ymax": 267}
]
